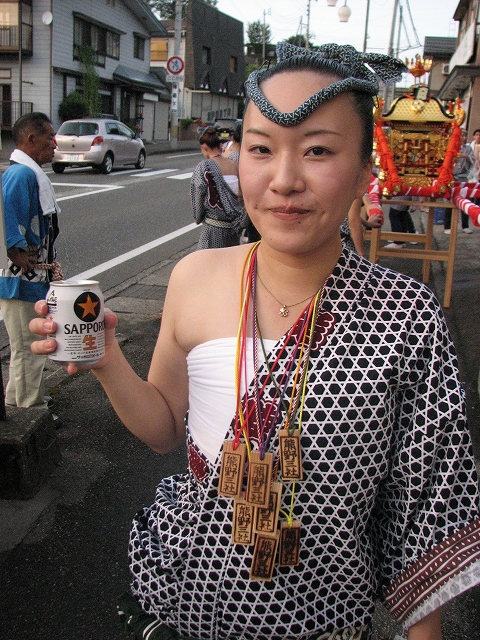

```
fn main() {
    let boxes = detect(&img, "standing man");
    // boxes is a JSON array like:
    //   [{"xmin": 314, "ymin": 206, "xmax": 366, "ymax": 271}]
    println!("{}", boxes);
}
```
[
  {"xmin": 469, "ymin": 128, "xmax": 480, "ymax": 153},
  {"xmin": 445, "ymin": 128, "xmax": 474, "ymax": 234},
  {"xmin": 0, "ymin": 112, "xmax": 60, "ymax": 408}
]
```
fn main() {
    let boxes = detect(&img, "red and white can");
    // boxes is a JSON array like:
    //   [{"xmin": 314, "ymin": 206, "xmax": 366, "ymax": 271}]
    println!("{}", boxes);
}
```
[{"xmin": 46, "ymin": 280, "xmax": 105, "ymax": 364}]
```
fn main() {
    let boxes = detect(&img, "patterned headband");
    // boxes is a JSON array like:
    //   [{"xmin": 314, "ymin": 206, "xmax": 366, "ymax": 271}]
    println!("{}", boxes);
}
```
[{"xmin": 245, "ymin": 42, "xmax": 408, "ymax": 127}]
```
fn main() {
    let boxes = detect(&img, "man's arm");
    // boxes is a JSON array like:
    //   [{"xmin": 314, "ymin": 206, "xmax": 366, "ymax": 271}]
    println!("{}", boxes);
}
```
[
  {"xmin": 2, "ymin": 165, "xmax": 38, "ymax": 250},
  {"xmin": 347, "ymin": 198, "xmax": 366, "ymax": 256}
]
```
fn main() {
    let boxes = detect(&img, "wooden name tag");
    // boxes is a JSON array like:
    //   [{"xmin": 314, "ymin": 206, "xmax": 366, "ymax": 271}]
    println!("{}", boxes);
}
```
[
  {"xmin": 232, "ymin": 497, "xmax": 256, "ymax": 545},
  {"xmin": 255, "ymin": 482, "xmax": 282, "ymax": 535}
]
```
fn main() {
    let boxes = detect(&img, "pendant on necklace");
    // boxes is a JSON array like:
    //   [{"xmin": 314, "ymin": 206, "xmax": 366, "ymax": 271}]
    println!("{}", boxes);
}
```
[
  {"xmin": 250, "ymin": 531, "xmax": 279, "ymax": 581},
  {"xmin": 246, "ymin": 451, "xmax": 273, "ymax": 508},
  {"xmin": 279, "ymin": 305, "xmax": 289, "ymax": 317},
  {"xmin": 255, "ymin": 482, "xmax": 283, "ymax": 535},
  {"xmin": 279, "ymin": 429, "xmax": 303, "ymax": 481},
  {"xmin": 232, "ymin": 497, "xmax": 256, "ymax": 545},
  {"xmin": 218, "ymin": 440, "xmax": 247, "ymax": 498},
  {"xmin": 279, "ymin": 520, "xmax": 302, "ymax": 567}
]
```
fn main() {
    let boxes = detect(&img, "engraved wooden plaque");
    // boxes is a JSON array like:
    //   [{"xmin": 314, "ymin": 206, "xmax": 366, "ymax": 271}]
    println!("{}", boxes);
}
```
[
  {"xmin": 250, "ymin": 532, "xmax": 279, "ymax": 581},
  {"xmin": 255, "ymin": 482, "xmax": 282, "ymax": 535},
  {"xmin": 232, "ymin": 497, "xmax": 256, "ymax": 545},
  {"xmin": 218, "ymin": 440, "xmax": 246, "ymax": 498},
  {"xmin": 279, "ymin": 429, "xmax": 303, "ymax": 480},
  {"xmin": 279, "ymin": 520, "xmax": 301, "ymax": 567},
  {"xmin": 245, "ymin": 451, "xmax": 273, "ymax": 508}
]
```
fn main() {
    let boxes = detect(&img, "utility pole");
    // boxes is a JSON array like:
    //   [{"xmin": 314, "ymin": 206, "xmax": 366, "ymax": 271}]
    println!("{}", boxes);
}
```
[
  {"xmin": 384, "ymin": 0, "xmax": 400, "ymax": 107},
  {"xmin": 170, "ymin": 0, "xmax": 182, "ymax": 147},
  {"xmin": 305, "ymin": 0, "xmax": 317, "ymax": 50},
  {"xmin": 362, "ymin": 0, "xmax": 371, "ymax": 53},
  {"xmin": 19, "ymin": 0, "xmax": 22, "ymax": 117},
  {"xmin": 262, "ymin": 9, "xmax": 270, "ymax": 61}
]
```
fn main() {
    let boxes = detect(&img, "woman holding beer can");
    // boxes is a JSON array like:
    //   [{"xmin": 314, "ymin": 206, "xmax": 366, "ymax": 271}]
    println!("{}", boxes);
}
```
[{"xmin": 30, "ymin": 41, "xmax": 480, "ymax": 640}]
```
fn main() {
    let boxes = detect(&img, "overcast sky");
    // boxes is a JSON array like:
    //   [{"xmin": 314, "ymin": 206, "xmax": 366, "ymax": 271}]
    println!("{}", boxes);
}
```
[{"xmin": 216, "ymin": 0, "xmax": 458, "ymax": 59}]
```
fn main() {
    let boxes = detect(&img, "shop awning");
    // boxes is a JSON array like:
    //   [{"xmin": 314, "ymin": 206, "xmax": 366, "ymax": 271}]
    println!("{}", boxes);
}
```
[{"xmin": 113, "ymin": 64, "xmax": 168, "ymax": 96}]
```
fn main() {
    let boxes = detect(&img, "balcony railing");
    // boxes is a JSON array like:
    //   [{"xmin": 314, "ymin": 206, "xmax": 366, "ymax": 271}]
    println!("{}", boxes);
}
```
[
  {"xmin": 0, "ymin": 24, "xmax": 33, "ymax": 53},
  {"xmin": 0, "ymin": 101, "xmax": 34, "ymax": 129}
]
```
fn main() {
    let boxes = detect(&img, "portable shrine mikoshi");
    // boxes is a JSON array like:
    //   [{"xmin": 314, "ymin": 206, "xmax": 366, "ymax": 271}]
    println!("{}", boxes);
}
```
[{"xmin": 363, "ymin": 85, "xmax": 479, "ymax": 308}]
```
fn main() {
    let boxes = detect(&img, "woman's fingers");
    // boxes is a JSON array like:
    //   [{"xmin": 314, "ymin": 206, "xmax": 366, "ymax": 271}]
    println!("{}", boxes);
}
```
[{"xmin": 29, "ymin": 302, "xmax": 119, "ymax": 369}]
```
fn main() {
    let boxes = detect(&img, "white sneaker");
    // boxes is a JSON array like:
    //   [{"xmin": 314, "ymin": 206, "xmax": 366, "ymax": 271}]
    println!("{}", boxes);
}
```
[
  {"xmin": 444, "ymin": 229, "xmax": 451, "ymax": 235},
  {"xmin": 463, "ymin": 228, "xmax": 473, "ymax": 234},
  {"xmin": 384, "ymin": 242, "xmax": 406, "ymax": 249}
]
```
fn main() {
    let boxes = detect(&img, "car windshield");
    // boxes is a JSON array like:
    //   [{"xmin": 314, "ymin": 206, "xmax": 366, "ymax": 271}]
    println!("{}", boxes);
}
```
[
  {"xmin": 57, "ymin": 122, "xmax": 99, "ymax": 136},
  {"xmin": 215, "ymin": 120, "xmax": 236, "ymax": 128}
]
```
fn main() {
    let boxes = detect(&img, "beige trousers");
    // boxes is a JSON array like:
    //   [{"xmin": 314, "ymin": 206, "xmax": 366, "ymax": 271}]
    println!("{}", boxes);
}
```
[{"xmin": 0, "ymin": 297, "xmax": 46, "ymax": 407}]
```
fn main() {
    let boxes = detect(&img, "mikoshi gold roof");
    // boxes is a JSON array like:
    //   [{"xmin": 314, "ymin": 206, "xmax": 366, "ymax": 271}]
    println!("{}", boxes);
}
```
[{"xmin": 382, "ymin": 93, "xmax": 454, "ymax": 125}]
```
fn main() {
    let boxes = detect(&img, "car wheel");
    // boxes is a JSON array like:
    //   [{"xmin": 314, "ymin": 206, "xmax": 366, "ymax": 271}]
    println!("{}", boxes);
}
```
[
  {"xmin": 99, "ymin": 153, "xmax": 113, "ymax": 174},
  {"xmin": 52, "ymin": 163, "xmax": 65, "ymax": 174},
  {"xmin": 135, "ymin": 150, "xmax": 146, "ymax": 169}
]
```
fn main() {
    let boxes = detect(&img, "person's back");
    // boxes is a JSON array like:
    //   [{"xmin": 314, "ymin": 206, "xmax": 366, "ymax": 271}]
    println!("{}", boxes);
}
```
[{"xmin": 191, "ymin": 127, "xmax": 243, "ymax": 249}]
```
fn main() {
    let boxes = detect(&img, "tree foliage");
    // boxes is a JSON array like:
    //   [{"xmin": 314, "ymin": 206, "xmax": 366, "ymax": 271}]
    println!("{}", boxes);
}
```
[
  {"xmin": 58, "ymin": 92, "xmax": 88, "ymax": 122},
  {"xmin": 247, "ymin": 20, "xmax": 272, "ymax": 57},
  {"xmin": 286, "ymin": 34, "xmax": 316, "ymax": 50},
  {"xmin": 79, "ymin": 46, "xmax": 102, "ymax": 117},
  {"xmin": 146, "ymin": 0, "xmax": 217, "ymax": 20}
]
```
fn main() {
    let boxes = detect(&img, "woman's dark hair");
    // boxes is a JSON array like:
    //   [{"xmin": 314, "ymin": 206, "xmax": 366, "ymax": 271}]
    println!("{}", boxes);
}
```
[
  {"xmin": 246, "ymin": 62, "xmax": 374, "ymax": 163},
  {"xmin": 199, "ymin": 127, "xmax": 221, "ymax": 150},
  {"xmin": 232, "ymin": 123, "xmax": 242, "ymax": 144}
]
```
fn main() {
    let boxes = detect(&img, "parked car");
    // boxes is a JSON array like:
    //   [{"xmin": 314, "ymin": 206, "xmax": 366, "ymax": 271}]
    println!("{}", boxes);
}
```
[
  {"xmin": 52, "ymin": 118, "xmax": 146, "ymax": 174},
  {"xmin": 213, "ymin": 118, "xmax": 241, "ymax": 141}
]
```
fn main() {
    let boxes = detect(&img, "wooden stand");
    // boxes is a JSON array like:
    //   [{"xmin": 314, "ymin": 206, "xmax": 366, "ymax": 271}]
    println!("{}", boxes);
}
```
[{"xmin": 365, "ymin": 200, "xmax": 458, "ymax": 308}]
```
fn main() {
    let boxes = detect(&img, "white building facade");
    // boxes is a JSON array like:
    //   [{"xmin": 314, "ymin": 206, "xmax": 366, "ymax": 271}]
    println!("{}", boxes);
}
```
[{"xmin": 0, "ymin": 0, "xmax": 171, "ymax": 140}]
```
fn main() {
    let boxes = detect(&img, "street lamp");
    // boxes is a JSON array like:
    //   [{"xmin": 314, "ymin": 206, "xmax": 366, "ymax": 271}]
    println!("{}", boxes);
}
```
[
  {"xmin": 326, "ymin": 0, "xmax": 370, "ymax": 52},
  {"xmin": 338, "ymin": 2, "xmax": 352, "ymax": 22}
]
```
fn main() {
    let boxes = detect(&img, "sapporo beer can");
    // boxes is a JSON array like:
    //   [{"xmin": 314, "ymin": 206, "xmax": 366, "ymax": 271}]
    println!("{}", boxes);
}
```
[{"xmin": 46, "ymin": 280, "xmax": 105, "ymax": 364}]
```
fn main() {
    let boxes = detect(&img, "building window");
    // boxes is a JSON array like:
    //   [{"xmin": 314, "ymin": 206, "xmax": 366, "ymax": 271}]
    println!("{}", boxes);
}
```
[
  {"xmin": 230, "ymin": 56, "xmax": 237, "ymax": 73},
  {"xmin": 202, "ymin": 46, "xmax": 211, "ymax": 65},
  {"xmin": 0, "ymin": 0, "xmax": 33, "ymax": 54},
  {"xmin": 107, "ymin": 31, "xmax": 119, "ymax": 58},
  {"xmin": 73, "ymin": 16, "xmax": 120, "ymax": 66},
  {"xmin": 134, "ymin": 34, "xmax": 145, "ymax": 61},
  {"xmin": 151, "ymin": 38, "xmax": 168, "ymax": 61}
]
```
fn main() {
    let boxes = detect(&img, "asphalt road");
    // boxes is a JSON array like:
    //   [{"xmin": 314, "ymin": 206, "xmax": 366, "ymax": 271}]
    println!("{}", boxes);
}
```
[{"xmin": 47, "ymin": 150, "xmax": 202, "ymax": 289}]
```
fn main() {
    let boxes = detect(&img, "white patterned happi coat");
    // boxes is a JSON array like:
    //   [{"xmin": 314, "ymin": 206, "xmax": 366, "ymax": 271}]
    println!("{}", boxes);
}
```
[{"xmin": 128, "ymin": 250, "xmax": 480, "ymax": 640}]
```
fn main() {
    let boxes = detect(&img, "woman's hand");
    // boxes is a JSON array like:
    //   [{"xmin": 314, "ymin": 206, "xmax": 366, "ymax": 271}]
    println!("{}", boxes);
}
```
[{"xmin": 29, "ymin": 300, "xmax": 119, "ymax": 375}]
